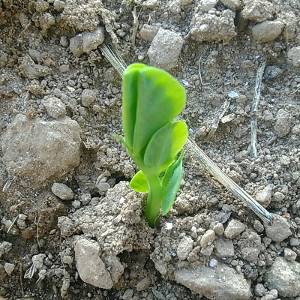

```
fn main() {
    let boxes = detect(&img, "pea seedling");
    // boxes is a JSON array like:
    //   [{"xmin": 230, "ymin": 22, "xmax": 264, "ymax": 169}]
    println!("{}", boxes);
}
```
[{"xmin": 122, "ymin": 63, "xmax": 188, "ymax": 227}]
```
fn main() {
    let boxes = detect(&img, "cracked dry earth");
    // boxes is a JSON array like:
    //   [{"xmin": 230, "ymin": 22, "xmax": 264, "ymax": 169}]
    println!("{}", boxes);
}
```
[{"xmin": 0, "ymin": 0, "xmax": 300, "ymax": 299}]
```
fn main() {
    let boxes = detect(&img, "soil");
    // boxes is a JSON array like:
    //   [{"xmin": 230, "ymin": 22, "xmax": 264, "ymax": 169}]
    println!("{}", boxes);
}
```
[{"xmin": 0, "ymin": 0, "xmax": 299, "ymax": 300}]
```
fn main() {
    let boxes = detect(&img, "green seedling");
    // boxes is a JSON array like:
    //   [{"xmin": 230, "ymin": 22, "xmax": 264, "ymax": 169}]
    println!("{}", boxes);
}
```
[{"xmin": 121, "ymin": 63, "xmax": 188, "ymax": 227}]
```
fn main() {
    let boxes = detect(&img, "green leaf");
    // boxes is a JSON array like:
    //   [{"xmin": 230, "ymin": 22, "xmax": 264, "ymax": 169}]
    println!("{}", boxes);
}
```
[
  {"xmin": 161, "ymin": 155, "xmax": 183, "ymax": 215},
  {"xmin": 130, "ymin": 170, "xmax": 149, "ymax": 193},
  {"xmin": 143, "ymin": 120, "xmax": 188, "ymax": 172}
]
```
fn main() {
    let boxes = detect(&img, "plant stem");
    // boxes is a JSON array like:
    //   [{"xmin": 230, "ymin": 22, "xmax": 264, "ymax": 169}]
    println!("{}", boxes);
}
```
[{"xmin": 144, "ymin": 175, "xmax": 162, "ymax": 227}]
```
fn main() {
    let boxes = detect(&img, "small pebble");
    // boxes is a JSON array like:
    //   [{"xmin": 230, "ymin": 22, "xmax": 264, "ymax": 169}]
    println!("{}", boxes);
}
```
[
  {"xmin": 224, "ymin": 219, "xmax": 246, "ymax": 239},
  {"xmin": 51, "ymin": 183, "xmax": 74, "ymax": 200}
]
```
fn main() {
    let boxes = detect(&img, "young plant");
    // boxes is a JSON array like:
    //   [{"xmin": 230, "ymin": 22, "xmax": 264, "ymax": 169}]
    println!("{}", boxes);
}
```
[{"xmin": 122, "ymin": 63, "xmax": 188, "ymax": 227}]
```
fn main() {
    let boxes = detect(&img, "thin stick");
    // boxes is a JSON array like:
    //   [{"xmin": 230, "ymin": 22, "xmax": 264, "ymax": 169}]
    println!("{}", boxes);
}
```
[
  {"xmin": 131, "ymin": 6, "xmax": 139, "ymax": 46},
  {"xmin": 7, "ymin": 215, "xmax": 18, "ymax": 234},
  {"xmin": 100, "ymin": 44, "xmax": 273, "ymax": 224},
  {"xmin": 250, "ymin": 61, "xmax": 266, "ymax": 158}
]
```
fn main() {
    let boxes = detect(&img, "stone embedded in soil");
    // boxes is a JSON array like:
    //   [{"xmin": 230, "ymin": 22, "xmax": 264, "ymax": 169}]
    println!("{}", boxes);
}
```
[
  {"xmin": 175, "ymin": 263, "xmax": 252, "ymax": 300},
  {"xmin": 39, "ymin": 13, "xmax": 56, "ymax": 32},
  {"xmin": 265, "ymin": 257, "xmax": 300, "ymax": 298},
  {"xmin": 284, "ymin": 248, "xmax": 297, "ymax": 262},
  {"xmin": 241, "ymin": 0, "xmax": 275, "ymax": 22},
  {"xmin": 252, "ymin": 20, "xmax": 284, "ymax": 43},
  {"xmin": 215, "ymin": 238, "xmax": 234, "ymax": 257},
  {"xmin": 81, "ymin": 89, "xmax": 97, "ymax": 107},
  {"xmin": 1, "ymin": 114, "xmax": 81, "ymax": 186},
  {"xmin": 177, "ymin": 236, "xmax": 194, "ymax": 260},
  {"xmin": 287, "ymin": 46, "xmax": 300, "ymax": 67},
  {"xmin": 274, "ymin": 109, "xmax": 292, "ymax": 137},
  {"xmin": 190, "ymin": 9, "xmax": 236, "ymax": 43},
  {"xmin": 264, "ymin": 215, "xmax": 292, "ymax": 242},
  {"xmin": 0, "ymin": 242, "xmax": 12, "ymax": 259},
  {"xmin": 4, "ymin": 263, "xmax": 15, "ymax": 275},
  {"xmin": 224, "ymin": 219, "xmax": 246, "ymax": 239},
  {"xmin": 220, "ymin": 0, "xmax": 241, "ymax": 10},
  {"xmin": 147, "ymin": 28, "xmax": 184, "ymax": 71},
  {"xmin": 42, "ymin": 96, "xmax": 66, "ymax": 119},
  {"xmin": 70, "ymin": 27, "xmax": 105, "ymax": 57},
  {"xmin": 51, "ymin": 183, "xmax": 74, "ymax": 200},
  {"xmin": 139, "ymin": 24, "xmax": 160, "ymax": 42},
  {"xmin": 74, "ymin": 238, "xmax": 113, "ymax": 289},
  {"xmin": 255, "ymin": 184, "xmax": 273, "ymax": 207},
  {"xmin": 200, "ymin": 229, "xmax": 215, "ymax": 248},
  {"xmin": 19, "ymin": 55, "xmax": 51, "ymax": 79}
]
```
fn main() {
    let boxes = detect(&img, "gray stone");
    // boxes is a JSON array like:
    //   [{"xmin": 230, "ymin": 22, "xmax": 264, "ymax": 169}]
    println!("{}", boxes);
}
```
[
  {"xmin": 255, "ymin": 184, "xmax": 273, "ymax": 207},
  {"xmin": 19, "ymin": 56, "xmax": 51, "ymax": 79},
  {"xmin": 252, "ymin": 20, "xmax": 284, "ymax": 43},
  {"xmin": 175, "ymin": 263, "xmax": 251, "ymax": 300},
  {"xmin": 284, "ymin": 248, "xmax": 297, "ymax": 261},
  {"xmin": 215, "ymin": 238, "xmax": 234, "ymax": 257},
  {"xmin": 241, "ymin": 0, "xmax": 275, "ymax": 22},
  {"xmin": 265, "ymin": 257, "xmax": 300, "ymax": 298},
  {"xmin": 196, "ymin": 0, "xmax": 217, "ymax": 13},
  {"xmin": 190, "ymin": 9, "xmax": 236, "ymax": 43},
  {"xmin": 200, "ymin": 229, "xmax": 215, "ymax": 248},
  {"xmin": 177, "ymin": 236, "xmax": 194, "ymax": 260},
  {"xmin": 0, "ymin": 241, "xmax": 12, "ymax": 259},
  {"xmin": 35, "ymin": 0, "xmax": 49, "ymax": 12},
  {"xmin": 287, "ymin": 46, "xmax": 300, "ymax": 67},
  {"xmin": 72, "ymin": 200, "xmax": 81, "ymax": 209},
  {"xmin": 51, "ymin": 183, "xmax": 74, "ymax": 200},
  {"xmin": 53, "ymin": 0, "xmax": 65, "ymax": 12},
  {"xmin": 139, "ymin": 24, "xmax": 159, "ymax": 42},
  {"xmin": 213, "ymin": 223, "xmax": 224, "ymax": 235},
  {"xmin": 136, "ymin": 277, "xmax": 151, "ymax": 291},
  {"xmin": 103, "ymin": 255, "xmax": 124, "ymax": 284},
  {"xmin": 220, "ymin": 0, "xmax": 241, "ymax": 10},
  {"xmin": 2, "ymin": 114, "xmax": 81, "ymax": 186},
  {"xmin": 4, "ymin": 263, "xmax": 15, "ymax": 275},
  {"xmin": 70, "ymin": 27, "xmax": 105, "ymax": 57},
  {"xmin": 265, "ymin": 215, "xmax": 292, "ymax": 242},
  {"xmin": 142, "ymin": 0, "xmax": 159, "ymax": 9},
  {"xmin": 224, "ymin": 219, "xmax": 246, "ymax": 239},
  {"xmin": 274, "ymin": 109, "xmax": 292, "ymax": 137},
  {"xmin": 42, "ymin": 96, "xmax": 66, "ymax": 119},
  {"xmin": 81, "ymin": 89, "xmax": 97, "ymax": 107},
  {"xmin": 32, "ymin": 253, "xmax": 46, "ymax": 270},
  {"xmin": 74, "ymin": 238, "xmax": 113, "ymax": 289},
  {"xmin": 39, "ymin": 13, "xmax": 55, "ymax": 31},
  {"xmin": 148, "ymin": 28, "xmax": 184, "ymax": 70}
]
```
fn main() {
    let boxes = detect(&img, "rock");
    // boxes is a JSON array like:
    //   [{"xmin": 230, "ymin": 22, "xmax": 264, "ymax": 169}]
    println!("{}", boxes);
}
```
[
  {"xmin": 196, "ymin": 0, "xmax": 217, "ymax": 12},
  {"xmin": 4, "ymin": 263, "xmax": 15, "ymax": 275},
  {"xmin": 19, "ymin": 56, "xmax": 51, "ymax": 79},
  {"xmin": 264, "ymin": 65, "xmax": 283, "ymax": 80},
  {"xmin": 32, "ymin": 253, "xmax": 46, "ymax": 270},
  {"xmin": 274, "ymin": 109, "xmax": 292, "ymax": 137},
  {"xmin": 190, "ymin": 9, "xmax": 236, "ymax": 43},
  {"xmin": 213, "ymin": 223, "xmax": 224, "ymax": 235},
  {"xmin": 265, "ymin": 257, "xmax": 300, "ymax": 298},
  {"xmin": 103, "ymin": 255, "xmax": 124, "ymax": 284},
  {"xmin": 284, "ymin": 248, "xmax": 297, "ymax": 262},
  {"xmin": 72, "ymin": 200, "xmax": 81, "ymax": 209},
  {"xmin": 255, "ymin": 283, "xmax": 267, "ymax": 297},
  {"xmin": 200, "ymin": 229, "xmax": 215, "ymax": 248},
  {"xmin": 224, "ymin": 219, "xmax": 246, "ymax": 239},
  {"xmin": 255, "ymin": 184, "xmax": 273, "ymax": 207},
  {"xmin": 51, "ymin": 183, "xmax": 74, "ymax": 200},
  {"xmin": 252, "ymin": 20, "xmax": 284, "ymax": 43},
  {"xmin": 177, "ymin": 236, "xmax": 194, "ymax": 260},
  {"xmin": 241, "ymin": 0, "xmax": 275, "ymax": 22},
  {"xmin": 220, "ymin": 0, "xmax": 241, "ymax": 10},
  {"xmin": 175, "ymin": 263, "xmax": 252, "ymax": 300},
  {"xmin": 96, "ymin": 182, "xmax": 110, "ymax": 193},
  {"xmin": 39, "ymin": 13, "xmax": 56, "ymax": 31},
  {"xmin": 0, "ymin": 50, "xmax": 8, "ymax": 67},
  {"xmin": 142, "ymin": 0, "xmax": 159, "ymax": 9},
  {"xmin": 253, "ymin": 220, "xmax": 264, "ymax": 233},
  {"xmin": 136, "ymin": 277, "xmax": 151, "ymax": 291},
  {"xmin": 81, "ymin": 89, "xmax": 97, "ymax": 107},
  {"xmin": 139, "ymin": 24, "xmax": 159, "ymax": 42},
  {"xmin": 53, "ymin": 0, "xmax": 65, "ymax": 12},
  {"xmin": 265, "ymin": 215, "xmax": 292, "ymax": 242},
  {"xmin": 290, "ymin": 238, "xmax": 300, "ymax": 247},
  {"xmin": 215, "ymin": 238, "xmax": 234, "ymax": 257},
  {"xmin": 147, "ymin": 28, "xmax": 184, "ymax": 70},
  {"xmin": 74, "ymin": 238, "xmax": 113, "ymax": 289},
  {"xmin": 2, "ymin": 114, "xmax": 81, "ymax": 186},
  {"xmin": 42, "ymin": 96, "xmax": 66, "ymax": 119},
  {"xmin": 35, "ymin": 0, "xmax": 49, "ymax": 12},
  {"xmin": 0, "ymin": 242, "xmax": 12, "ymax": 259},
  {"xmin": 287, "ymin": 46, "xmax": 300, "ymax": 67},
  {"xmin": 69, "ymin": 27, "xmax": 105, "ymax": 57}
]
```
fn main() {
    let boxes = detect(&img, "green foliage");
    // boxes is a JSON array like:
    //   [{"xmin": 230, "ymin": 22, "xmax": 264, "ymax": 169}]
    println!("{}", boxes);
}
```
[{"xmin": 122, "ymin": 63, "xmax": 188, "ymax": 227}]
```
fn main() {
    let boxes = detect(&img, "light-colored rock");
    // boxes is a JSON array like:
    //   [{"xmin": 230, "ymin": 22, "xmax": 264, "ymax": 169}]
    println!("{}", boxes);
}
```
[
  {"xmin": 136, "ymin": 277, "xmax": 151, "ymax": 291},
  {"xmin": 220, "ymin": 0, "xmax": 241, "ymax": 10},
  {"xmin": 287, "ymin": 46, "xmax": 300, "ymax": 67},
  {"xmin": 284, "ymin": 248, "xmax": 297, "ymax": 261},
  {"xmin": 35, "ymin": 0, "xmax": 49, "ymax": 12},
  {"xmin": 53, "ymin": 0, "xmax": 65, "ymax": 12},
  {"xmin": 74, "ymin": 238, "xmax": 113, "ymax": 289},
  {"xmin": 265, "ymin": 257, "xmax": 300, "ymax": 298},
  {"xmin": 255, "ymin": 184, "xmax": 273, "ymax": 207},
  {"xmin": 1, "ymin": 114, "xmax": 81, "ymax": 186},
  {"xmin": 51, "ymin": 183, "xmax": 74, "ymax": 200},
  {"xmin": 70, "ymin": 27, "xmax": 105, "ymax": 57},
  {"xmin": 142, "ymin": 0, "xmax": 159, "ymax": 9},
  {"xmin": 19, "ymin": 55, "xmax": 51, "ymax": 79},
  {"xmin": 39, "ymin": 13, "xmax": 55, "ymax": 31},
  {"xmin": 190, "ymin": 9, "xmax": 236, "ymax": 43},
  {"xmin": 265, "ymin": 215, "xmax": 292, "ymax": 242},
  {"xmin": 200, "ymin": 229, "xmax": 215, "ymax": 248},
  {"xmin": 224, "ymin": 219, "xmax": 246, "ymax": 239},
  {"xmin": 213, "ymin": 223, "xmax": 224, "ymax": 235},
  {"xmin": 42, "ymin": 96, "xmax": 66, "ymax": 119},
  {"xmin": 0, "ymin": 242, "xmax": 12, "ymax": 259},
  {"xmin": 177, "ymin": 236, "xmax": 194, "ymax": 260},
  {"xmin": 139, "ymin": 24, "xmax": 160, "ymax": 42},
  {"xmin": 175, "ymin": 263, "xmax": 252, "ymax": 300},
  {"xmin": 147, "ymin": 28, "xmax": 184, "ymax": 70},
  {"xmin": 215, "ymin": 238, "xmax": 234, "ymax": 257},
  {"xmin": 81, "ymin": 89, "xmax": 97, "ymax": 107},
  {"xmin": 274, "ymin": 109, "xmax": 292, "ymax": 137},
  {"xmin": 241, "ymin": 0, "xmax": 275, "ymax": 22},
  {"xmin": 252, "ymin": 20, "xmax": 284, "ymax": 43},
  {"xmin": 32, "ymin": 253, "xmax": 46, "ymax": 270},
  {"xmin": 4, "ymin": 263, "xmax": 15, "ymax": 275},
  {"xmin": 196, "ymin": 0, "xmax": 217, "ymax": 13},
  {"xmin": 103, "ymin": 255, "xmax": 124, "ymax": 284}
]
